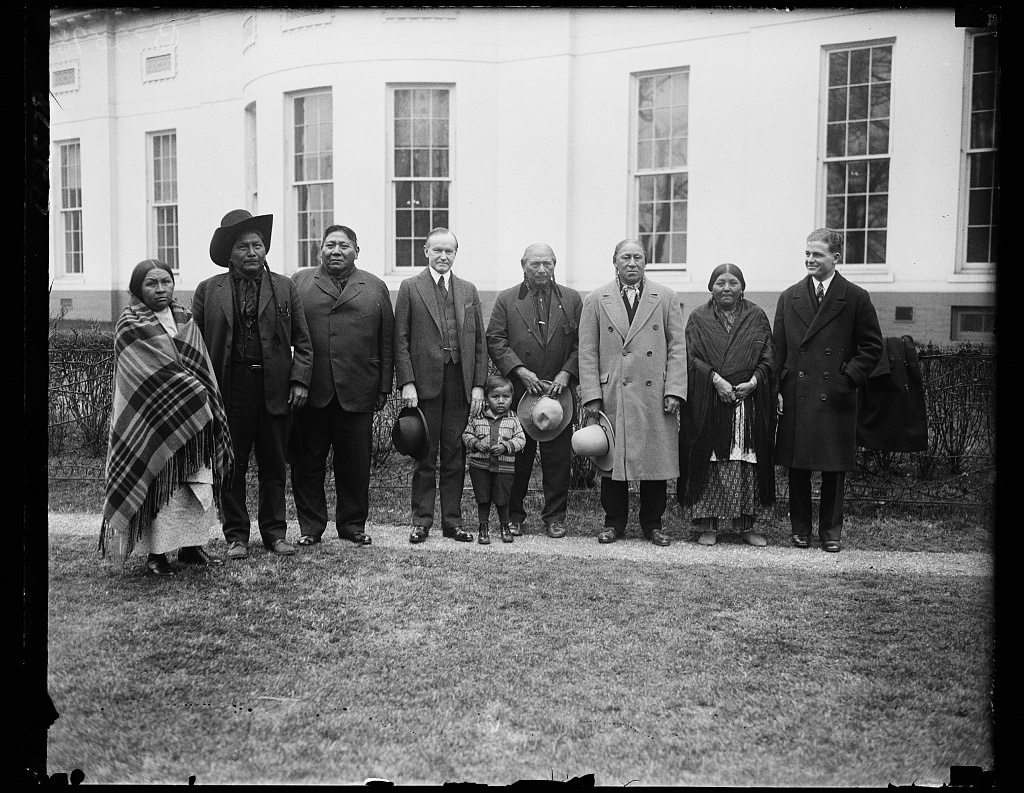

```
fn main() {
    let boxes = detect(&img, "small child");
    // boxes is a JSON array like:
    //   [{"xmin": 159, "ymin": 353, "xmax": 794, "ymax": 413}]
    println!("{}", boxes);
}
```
[{"xmin": 462, "ymin": 374, "xmax": 527, "ymax": 544}]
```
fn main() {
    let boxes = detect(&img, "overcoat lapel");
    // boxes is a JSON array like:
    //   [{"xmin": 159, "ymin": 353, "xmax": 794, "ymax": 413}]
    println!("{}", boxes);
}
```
[
  {"xmin": 514, "ymin": 291, "xmax": 543, "ymax": 347},
  {"xmin": 414, "ymin": 268, "xmax": 443, "ymax": 333},
  {"xmin": 257, "ymin": 269, "xmax": 274, "ymax": 317},
  {"xmin": 802, "ymin": 273, "xmax": 848, "ymax": 343},
  {"xmin": 313, "ymin": 265, "xmax": 342, "ymax": 303},
  {"xmin": 215, "ymin": 273, "xmax": 234, "ymax": 327},
  {"xmin": 599, "ymin": 288, "xmax": 631, "ymax": 341},
  {"xmin": 625, "ymin": 288, "xmax": 659, "ymax": 346}
]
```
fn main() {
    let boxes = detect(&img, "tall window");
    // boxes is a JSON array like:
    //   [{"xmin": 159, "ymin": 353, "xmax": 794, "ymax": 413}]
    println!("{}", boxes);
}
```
[
  {"xmin": 959, "ymin": 31, "xmax": 999, "ymax": 271},
  {"xmin": 633, "ymin": 69, "xmax": 689, "ymax": 268},
  {"xmin": 822, "ymin": 42, "xmax": 893, "ymax": 265},
  {"xmin": 58, "ymin": 140, "xmax": 83, "ymax": 275},
  {"xmin": 391, "ymin": 86, "xmax": 451, "ymax": 268},
  {"xmin": 149, "ymin": 131, "xmax": 179, "ymax": 269},
  {"xmin": 245, "ymin": 102, "xmax": 258, "ymax": 214},
  {"xmin": 293, "ymin": 90, "xmax": 333, "ymax": 268}
]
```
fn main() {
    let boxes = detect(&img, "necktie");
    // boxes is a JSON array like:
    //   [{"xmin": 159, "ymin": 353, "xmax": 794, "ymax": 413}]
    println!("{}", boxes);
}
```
[
  {"xmin": 438, "ymin": 275, "xmax": 447, "ymax": 299},
  {"xmin": 816, "ymin": 283, "xmax": 824, "ymax": 307},
  {"xmin": 242, "ymin": 280, "xmax": 257, "ymax": 327}
]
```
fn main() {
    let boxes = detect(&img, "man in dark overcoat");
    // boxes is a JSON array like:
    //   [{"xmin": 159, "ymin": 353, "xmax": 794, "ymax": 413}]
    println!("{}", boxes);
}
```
[
  {"xmin": 486, "ymin": 243, "xmax": 583, "ymax": 538},
  {"xmin": 773, "ymin": 228, "xmax": 882, "ymax": 553},
  {"xmin": 394, "ymin": 227, "xmax": 488, "ymax": 544},
  {"xmin": 192, "ymin": 209, "xmax": 313, "ymax": 559},
  {"xmin": 290, "ymin": 225, "xmax": 395, "ymax": 548}
]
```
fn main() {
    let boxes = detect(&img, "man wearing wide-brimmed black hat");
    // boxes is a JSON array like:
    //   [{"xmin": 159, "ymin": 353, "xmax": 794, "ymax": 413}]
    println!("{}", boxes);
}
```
[{"xmin": 192, "ymin": 209, "xmax": 313, "ymax": 560}]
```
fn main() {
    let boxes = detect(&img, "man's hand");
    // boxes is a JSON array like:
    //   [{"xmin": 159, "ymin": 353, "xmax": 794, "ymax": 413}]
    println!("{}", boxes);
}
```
[
  {"xmin": 714, "ymin": 375, "xmax": 736, "ymax": 404},
  {"xmin": 470, "ymin": 387, "xmax": 485, "ymax": 418},
  {"xmin": 583, "ymin": 399, "xmax": 602, "ymax": 420},
  {"xmin": 549, "ymin": 370, "xmax": 572, "ymax": 397},
  {"xmin": 734, "ymin": 380, "xmax": 756, "ymax": 401},
  {"xmin": 664, "ymin": 395, "xmax": 682, "ymax": 414},
  {"xmin": 402, "ymin": 383, "xmax": 418, "ymax": 409},
  {"xmin": 515, "ymin": 366, "xmax": 544, "ymax": 395},
  {"xmin": 374, "ymin": 392, "xmax": 389, "ymax": 412},
  {"xmin": 288, "ymin": 383, "xmax": 308, "ymax": 411}
]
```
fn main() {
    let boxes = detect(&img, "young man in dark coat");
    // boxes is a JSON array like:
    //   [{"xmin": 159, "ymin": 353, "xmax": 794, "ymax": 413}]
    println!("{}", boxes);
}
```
[
  {"xmin": 191, "ymin": 209, "xmax": 313, "ymax": 560},
  {"xmin": 773, "ymin": 228, "xmax": 882, "ymax": 553},
  {"xmin": 290, "ymin": 225, "xmax": 395, "ymax": 548},
  {"xmin": 486, "ymin": 243, "xmax": 583, "ymax": 538}
]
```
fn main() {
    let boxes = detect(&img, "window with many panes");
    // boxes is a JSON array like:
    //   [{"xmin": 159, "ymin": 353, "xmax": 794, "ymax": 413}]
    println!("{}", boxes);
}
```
[
  {"xmin": 821, "ymin": 41, "xmax": 893, "ymax": 265},
  {"xmin": 390, "ymin": 85, "xmax": 451, "ymax": 268},
  {"xmin": 58, "ymin": 140, "xmax": 83, "ymax": 275},
  {"xmin": 149, "ymin": 131, "xmax": 179, "ymax": 270},
  {"xmin": 292, "ymin": 90, "xmax": 334, "ymax": 269},
  {"xmin": 633, "ymin": 69, "xmax": 688, "ymax": 268},
  {"xmin": 959, "ymin": 30, "xmax": 999, "ymax": 271}
]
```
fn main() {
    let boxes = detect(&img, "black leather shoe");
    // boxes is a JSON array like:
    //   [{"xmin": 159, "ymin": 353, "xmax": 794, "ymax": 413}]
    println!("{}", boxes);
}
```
[
  {"xmin": 177, "ymin": 546, "xmax": 224, "ymax": 566},
  {"xmin": 792, "ymin": 534, "xmax": 810, "ymax": 548},
  {"xmin": 409, "ymin": 526, "xmax": 429, "ymax": 544},
  {"xmin": 265, "ymin": 539, "xmax": 296, "ymax": 556},
  {"xmin": 296, "ymin": 535, "xmax": 321, "ymax": 546},
  {"xmin": 146, "ymin": 553, "xmax": 175, "ymax": 577},
  {"xmin": 823, "ymin": 540, "xmax": 841, "ymax": 553},
  {"xmin": 508, "ymin": 522, "xmax": 523, "ymax": 536},
  {"xmin": 442, "ymin": 527, "xmax": 474, "ymax": 543},
  {"xmin": 340, "ymin": 531, "xmax": 372, "ymax": 546},
  {"xmin": 597, "ymin": 528, "xmax": 624, "ymax": 544},
  {"xmin": 643, "ymin": 529, "xmax": 671, "ymax": 547}
]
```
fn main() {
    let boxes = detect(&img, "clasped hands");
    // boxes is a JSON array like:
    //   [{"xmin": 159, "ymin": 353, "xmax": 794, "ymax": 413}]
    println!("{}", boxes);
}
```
[
  {"xmin": 714, "ymin": 375, "xmax": 756, "ymax": 405},
  {"xmin": 516, "ymin": 367, "xmax": 572, "ymax": 397}
]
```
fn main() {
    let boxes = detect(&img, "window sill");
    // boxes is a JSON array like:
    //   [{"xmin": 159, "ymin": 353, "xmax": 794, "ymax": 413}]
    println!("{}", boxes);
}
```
[
  {"xmin": 836, "ymin": 269, "xmax": 893, "ymax": 283},
  {"xmin": 948, "ymin": 273, "xmax": 996, "ymax": 284}
]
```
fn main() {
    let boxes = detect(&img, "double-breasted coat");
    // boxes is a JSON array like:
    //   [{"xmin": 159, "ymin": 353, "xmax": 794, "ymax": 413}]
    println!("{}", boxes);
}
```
[
  {"xmin": 292, "ymin": 264, "xmax": 395, "ymax": 412},
  {"xmin": 486, "ymin": 281, "xmax": 584, "ymax": 405},
  {"xmin": 773, "ymin": 272, "xmax": 883, "ymax": 471},
  {"xmin": 578, "ymin": 278, "xmax": 687, "ymax": 482},
  {"xmin": 393, "ymin": 267, "xmax": 488, "ymax": 401},
  {"xmin": 191, "ymin": 268, "xmax": 313, "ymax": 414}
]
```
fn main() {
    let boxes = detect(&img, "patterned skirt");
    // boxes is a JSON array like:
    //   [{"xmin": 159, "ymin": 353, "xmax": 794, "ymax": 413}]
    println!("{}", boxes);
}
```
[{"xmin": 689, "ymin": 459, "xmax": 766, "ymax": 521}]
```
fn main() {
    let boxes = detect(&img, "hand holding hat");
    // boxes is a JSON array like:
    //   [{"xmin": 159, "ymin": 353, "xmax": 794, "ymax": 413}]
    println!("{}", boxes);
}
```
[{"xmin": 517, "ymin": 381, "xmax": 575, "ymax": 442}]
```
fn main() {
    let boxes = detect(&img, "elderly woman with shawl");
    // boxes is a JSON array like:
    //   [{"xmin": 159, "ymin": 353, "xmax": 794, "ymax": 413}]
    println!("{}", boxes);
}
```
[
  {"xmin": 682, "ymin": 263, "xmax": 776, "ymax": 546},
  {"xmin": 100, "ymin": 259, "xmax": 234, "ymax": 576}
]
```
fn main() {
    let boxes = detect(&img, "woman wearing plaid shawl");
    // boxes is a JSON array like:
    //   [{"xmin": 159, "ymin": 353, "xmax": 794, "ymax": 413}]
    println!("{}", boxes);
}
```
[{"xmin": 100, "ymin": 260, "xmax": 234, "ymax": 576}]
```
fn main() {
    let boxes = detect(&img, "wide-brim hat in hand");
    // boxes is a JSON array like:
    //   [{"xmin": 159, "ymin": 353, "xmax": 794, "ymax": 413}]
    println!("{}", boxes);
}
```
[
  {"xmin": 392, "ymin": 406, "xmax": 430, "ymax": 461},
  {"xmin": 209, "ymin": 209, "xmax": 274, "ymax": 267},
  {"xmin": 517, "ymin": 382, "xmax": 575, "ymax": 442},
  {"xmin": 571, "ymin": 411, "xmax": 615, "ymax": 473}
]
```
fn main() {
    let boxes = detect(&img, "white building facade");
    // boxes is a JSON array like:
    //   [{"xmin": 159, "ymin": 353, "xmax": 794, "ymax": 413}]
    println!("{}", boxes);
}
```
[{"xmin": 48, "ymin": 7, "xmax": 998, "ymax": 344}]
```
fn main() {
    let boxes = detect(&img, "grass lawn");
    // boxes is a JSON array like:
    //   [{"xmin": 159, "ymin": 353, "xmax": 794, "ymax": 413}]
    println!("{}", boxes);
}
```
[{"xmin": 46, "ymin": 529, "xmax": 993, "ymax": 786}]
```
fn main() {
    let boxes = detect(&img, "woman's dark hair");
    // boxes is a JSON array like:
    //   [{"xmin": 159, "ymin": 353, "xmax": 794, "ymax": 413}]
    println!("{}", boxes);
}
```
[{"xmin": 129, "ymin": 259, "xmax": 174, "ymax": 301}]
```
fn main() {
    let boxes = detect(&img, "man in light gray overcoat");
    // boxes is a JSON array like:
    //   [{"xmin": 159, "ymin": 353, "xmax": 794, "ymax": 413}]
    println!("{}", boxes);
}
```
[{"xmin": 579, "ymin": 239, "xmax": 687, "ymax": 546}]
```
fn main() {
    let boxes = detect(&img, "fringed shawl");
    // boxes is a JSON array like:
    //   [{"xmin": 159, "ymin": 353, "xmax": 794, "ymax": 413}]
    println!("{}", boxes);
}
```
[
  {"xmin": 684, "ymin": 297, "xmax": 776, "ymax": 506},
  {"xmin": 100, "ymin": 300, "xmax": 234, "ymax": 564}
]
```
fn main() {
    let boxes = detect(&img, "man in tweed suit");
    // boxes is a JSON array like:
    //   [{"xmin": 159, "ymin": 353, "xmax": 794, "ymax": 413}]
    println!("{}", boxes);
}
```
[{"xmin": 394, "ymin": 228, "xmax": 488, "ymax": 544}]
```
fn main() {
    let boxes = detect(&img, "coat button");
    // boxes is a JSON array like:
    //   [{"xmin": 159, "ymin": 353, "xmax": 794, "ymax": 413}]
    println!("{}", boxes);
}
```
[
  {"xmin": 608, "ymin": 326, "xmax": 614, "ymax": 332},
  {"xmin": 623, "ymin": 379, "xmax": 629, "ymax": 386},
  {"xmin": 823, "ymin": 372, "xmax": 830, "ymax": 379},
  {"xmin": 798, "ymin": 371, "xmax": 804, "ymax": 378},
  {"xmin": 825, "ymin": 348, "xmax": 832, "ymax": 354},
  {"xmin": 622, "ymin": 350, "xmax": 628, "ymax": 356},
  {"xmin": 653, "ymin": 324, "xmax": 659, "ymax": 330},
  {"xmin": 800, "ymin": 349, "xmax": 806, "ymax": 355},
  {"xmin": 647, "ymin": 351, "xmax": 653, "ymax": 356},
  {"xmin": 820, "ymin": 394, "xmax": 827, "ymax": 401},
  {"xmin": 646, "ymin": 380, "xmax": 652, "ymax": 386}
]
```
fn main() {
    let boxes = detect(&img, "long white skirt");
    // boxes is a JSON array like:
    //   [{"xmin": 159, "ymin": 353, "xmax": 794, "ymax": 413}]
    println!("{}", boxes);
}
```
[{"xmin": 134, "ymin": 465, "xmax": 215, "ymax": 556}]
